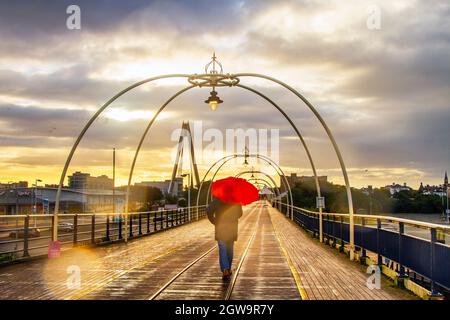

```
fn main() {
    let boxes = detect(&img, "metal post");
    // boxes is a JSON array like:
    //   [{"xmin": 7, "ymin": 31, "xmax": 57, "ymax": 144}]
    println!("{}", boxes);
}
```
[
  {"xmin": 51, "ymin": 212, "xmax": 56, "ymax": 242},
  {"xmin": 112, "ymin": 148, "xmax": 115, "ymax": 213},
  {"xmin": 398, "ymin": 222, "xmax": 406, "ymax": 277},
  {"xmin": 129, "ymin": 214, "xmax": 133, "ymax": 238},
  {"xmin": 376, "ymin": 218, "xmax": 382, "ymax": 266},
  {"xmin": 360, "ymin": 217, "xmax": 367, "ymax": 264},
  {"xmin": 160, "ymin": 211, "xmax": 163, "ymax": 230},
  {"xmin": 185, "ymin": 173, "xmax": 191, "ymax": 222},
  {"xmin": 319, "ymin": 207, "xmax": 323, "ymax": 242},
  {"xmin": 91, "ymin": 215, "xmax": 95, "ymax": 244},
  {"xmin": 15, "ymin": 187, "xmax": 19, "ymax": 215},
  {"xmin": 339, "ymin": 216, "xmax": 344, "ymax": 252},
  {"xmin": 138, "ymin": 213, "xmax": 142, "ymax": 235},
  {"xmin": 165, "ymin": 211, "xmax": 168, "ymax": 229},
  {"xmin": 23, "ymin": 215, "xmax": 30, "ymax": 258},
  {"xmin": 332, "ymin": 215, "xmax": 337, "ymax": 247},
  {"xmin": 118, "ymin": 215, "xmax": 122, "ymax": 240},
  {"xmin": 146, "ymin": 212, "xmax": 150, "ymax": 234},
  {"xmin": 34, "ymin": 182, "xmax": 37, "ymax": 215},
  {"xmin": 430, "ymin": 228, "xmax": 438, "ymax": 295},
  {"xmin": 108, "ymin": 148, "xmax": 114, "ymax": 242},
  {"xmin": 73, "ymin": 214, "xmax": 78, "ymax": 246},
  {"xmin": 105, "ymin": 214, "xmax": 110, "ymax": 242}
]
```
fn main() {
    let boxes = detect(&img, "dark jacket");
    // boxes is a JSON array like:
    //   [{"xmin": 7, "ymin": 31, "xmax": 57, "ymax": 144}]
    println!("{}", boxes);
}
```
[{"xmin": 206, "ymin": 198, "xmax": 243, "ymax": 242}]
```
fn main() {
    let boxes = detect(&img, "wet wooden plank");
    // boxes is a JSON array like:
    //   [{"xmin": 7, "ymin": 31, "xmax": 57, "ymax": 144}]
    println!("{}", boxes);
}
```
[
  {"xmin": 268, "ymin": 206, "xmax": 417, "ymax": 300},
  {"xmin": 0, "ymin": 214, "xmax": 218, "ymax": 300},
  {"xmin": 230, "ymin": 208, "xmax": 301, "ymax": 300}
]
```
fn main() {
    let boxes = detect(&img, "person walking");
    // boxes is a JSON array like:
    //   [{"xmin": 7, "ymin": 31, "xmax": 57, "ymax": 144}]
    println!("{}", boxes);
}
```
[{"xmin": 206, "ymin": 189, "xmax": 243, "ymax": 280}]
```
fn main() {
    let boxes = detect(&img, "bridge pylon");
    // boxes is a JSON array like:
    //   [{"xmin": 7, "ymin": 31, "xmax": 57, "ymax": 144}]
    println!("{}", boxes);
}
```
[{"xmin": 168, "ymin": 121, "xmax": 200, "ymax": 194}]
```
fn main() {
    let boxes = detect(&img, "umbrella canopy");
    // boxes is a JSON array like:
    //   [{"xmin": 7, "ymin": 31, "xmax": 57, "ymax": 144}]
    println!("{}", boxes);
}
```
[{"xmin": 211, "ymin": 177, "xmax": 259, "ymax": 205}]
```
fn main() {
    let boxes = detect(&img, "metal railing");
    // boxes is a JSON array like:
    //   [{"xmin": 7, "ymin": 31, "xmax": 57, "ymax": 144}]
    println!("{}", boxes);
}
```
[
  {"xmin": 0, "ymin": 205, "xmax": 207, "ymax": 264},
  {"xmin": 273, "ymin": 201, "xmax": 450, "ymax": 296}
]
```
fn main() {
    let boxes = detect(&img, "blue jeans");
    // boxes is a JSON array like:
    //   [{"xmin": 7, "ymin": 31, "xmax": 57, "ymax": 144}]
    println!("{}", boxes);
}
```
[{"xmin": 218, "ymin": 240, "xmax": 234, "ymax": 272}]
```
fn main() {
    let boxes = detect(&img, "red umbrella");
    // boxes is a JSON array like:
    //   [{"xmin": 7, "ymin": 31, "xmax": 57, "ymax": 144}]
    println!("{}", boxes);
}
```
[{"xmin": 211, "ymin": 177, "xmax": 259, "ymax": 205}]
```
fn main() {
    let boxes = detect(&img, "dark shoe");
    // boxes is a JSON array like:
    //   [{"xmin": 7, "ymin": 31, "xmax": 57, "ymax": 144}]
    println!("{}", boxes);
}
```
[{"xmin": 222, "ymin": 269, "xmax": 231, "ymax": 280}]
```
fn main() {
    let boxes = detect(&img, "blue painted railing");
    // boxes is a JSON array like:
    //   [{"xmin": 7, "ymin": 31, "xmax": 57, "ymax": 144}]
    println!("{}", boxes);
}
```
[{"xmin": 274, "ymin": 201, "xmax": 450, "ymax": 296}]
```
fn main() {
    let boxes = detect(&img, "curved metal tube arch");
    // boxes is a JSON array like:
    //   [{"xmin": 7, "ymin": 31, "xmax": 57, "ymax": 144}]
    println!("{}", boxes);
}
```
[
  {"xmin": 195, "ymin": 154, "xmax": 292, "ymax": 216},
  {"xmin": 195, "ymin": 155, "xmax": 237, "ymax": 208},
  {"xmin": 235, "ymin": 73, "xmax": 354, "ymax": 256},
  {"xmin": 124, "ymin": 85, "xmax": 196, "ymax": 241},
  {"xmin": 204, "ymin": 155, "xmax": 293, "ymax": 217},
  {"xmin": 236, "ymin": 171, "xmax": 280, "ymax": 193},
  {"xmin": 237, "ymin": 171, "xmax": 291, "ymax": 210},
  {"xmin": 53, "ymin": 74, "xmax": 191, "ymax": 240},
  {"xmin": 235, "ymin": 84, "xmax": 321, "ymax": 236},
  {"xmin": 56, "ymin": 71, "xmax": 353, "ymax": 257},
  {"xmin": 246, "ymin": 177, "xmax": 278, "ymax": 191},
  {"xmin": 246, "ymin": 178, "xmax": 280, "ymax": 201}
]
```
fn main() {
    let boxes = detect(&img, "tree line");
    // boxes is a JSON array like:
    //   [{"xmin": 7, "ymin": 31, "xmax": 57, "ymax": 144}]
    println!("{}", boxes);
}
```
[{"xmin": 288, "ymin": 180, "xmax": 444, "ymax": 214}]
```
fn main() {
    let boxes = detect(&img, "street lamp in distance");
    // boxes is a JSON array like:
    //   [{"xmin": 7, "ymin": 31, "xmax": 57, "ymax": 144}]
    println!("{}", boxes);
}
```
[
  {"xmin": 180, "ymin": 173, "xmax": 191, "ymax": 221},
  {"xmin": 33, "ymin": 179, "xmax": 42, "ymax": 214}
]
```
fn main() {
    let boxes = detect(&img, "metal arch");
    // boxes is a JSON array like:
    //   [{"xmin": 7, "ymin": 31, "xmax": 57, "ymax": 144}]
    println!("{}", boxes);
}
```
[
  {"xmin": 196, "ymin": 154, "xmax": 292, "ymax": 216},
  {"xmin": 238, "ymin": 173, "xmax": 286, "ymax": 204},
  {"xmin": 198, "ymin": 154, "xmax": 288, "ymax": 203},
  {"xmin": 238, "ymin": 171, "xmax": 292, "ymax": 212},
  {"xmin": 248, "ymin": 154, "xmax": 294, "ymax": 216},
  {"xmin": 234, "ymin": 73, "xmax": 355, "ymax": 259},
  {"xmin": 246, "ymin": 177, "xmax": 278, "ymax": 193},
  {"xmin": 244, "ymin": 178, "xmax": 282, "ymax": 203},
  {"xmin": 195, "ymin": 155, "xmax": 237, "ymax": 208},
  {"xmin": 124, "ymin": 85, "xmax": 196, "ymax": 242},
  {"xmin": 235, "ymin": 84, "xmax": 322, "ymax": 239},
  {"xmin": 246, "ymin": 178, "xmax": 279, "ymax": 200},
  {"xmin": 203, "ymin": 154, "xmax": 293, "ymax": 217},
  {"xmin": 237, "ymin": 172, "xmax": 279, "ymax": 194},
  {"xmin": 52, "ymin": 73, "xmax": 191, "ymax": 241},
  {"xmin": 236, "ymin": 171, "xmax": 288, "ymax": 202},
  {"xmin": 55, "ymin": 69, "xmax": 353, "ymax": 256}
]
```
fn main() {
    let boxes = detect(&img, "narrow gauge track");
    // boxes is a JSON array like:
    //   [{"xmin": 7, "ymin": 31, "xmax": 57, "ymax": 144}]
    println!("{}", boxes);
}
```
[
  {"xmin": 71, "ymin": 202, "xmax": 261, "ymax": 300},
  {"xmin": 149, "ymin": 204, "xmax": 262, "ymax": 300}
]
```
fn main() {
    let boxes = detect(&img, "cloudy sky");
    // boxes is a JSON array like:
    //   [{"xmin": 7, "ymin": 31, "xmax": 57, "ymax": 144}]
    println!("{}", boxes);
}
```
[{"xmin": 0, "ymin": 0, "xmax": 449, "ymax": 188}]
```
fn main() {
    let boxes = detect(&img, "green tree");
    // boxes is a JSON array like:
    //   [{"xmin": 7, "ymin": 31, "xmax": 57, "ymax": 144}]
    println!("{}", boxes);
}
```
[{"xmin": 290, "ymin": 180, "xmax": 442, "ymax": 214}]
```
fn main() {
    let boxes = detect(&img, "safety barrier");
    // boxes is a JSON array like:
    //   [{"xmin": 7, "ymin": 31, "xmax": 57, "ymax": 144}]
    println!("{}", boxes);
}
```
[
  {"xmin": 274, "ymin": 201, "xmax": 450, "ymax": 296},
  {"xmin": 0, "ymin": 206, "xmax": 207, "ymax": 264}
]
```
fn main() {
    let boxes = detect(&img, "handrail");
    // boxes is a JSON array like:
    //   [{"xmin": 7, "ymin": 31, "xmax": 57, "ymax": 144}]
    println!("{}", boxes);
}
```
[
  {"xmin": 0, "ymin": 205, "xmax": 207, "ymax": 219},
  {"xmin": 274, "ymin": 201, "xmax": 450, "ymax": 231}
]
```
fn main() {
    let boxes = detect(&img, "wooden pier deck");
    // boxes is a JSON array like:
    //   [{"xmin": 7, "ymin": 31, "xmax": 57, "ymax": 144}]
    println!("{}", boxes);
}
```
[{"xmin": 0, "ymin": 202, "xmax": 416, "ymax": 300}]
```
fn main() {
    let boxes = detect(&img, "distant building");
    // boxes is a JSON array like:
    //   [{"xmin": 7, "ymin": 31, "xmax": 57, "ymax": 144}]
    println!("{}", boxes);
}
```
[
  {"xmin": 361, "ymin": 185, "xmax": 373, "ymax": 196},
  {"xmin": 283, "ymin": 173, "xmax": 327, "ymax": 187},
  {"xmin": 418, "ymin": 182, "xmax": 445, "ymax": 196},
  {"xmin": 384, "ymin": 182, "xmax": 412, "ymax": 196},
  {"xmin": 0, "ymin": 187, "xmax": 125, "ymax": 215},
  {"xmin": 135, "ymin": 177, "xmax": 183, "ymax": 197},
  {"xmin": 419, "ymin": 172, "xmax": 449, "ymax": 197},
  {"xmin": 44, "ymin": 184, "xmax": 60, "ymax": 188},
  {"xmin": 68, "ymin": 171, "xmax": 113, "ymax": 191},
  {"xmin": 0, "ymin": 181, "xmax": 28, "ymax": 189}
]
